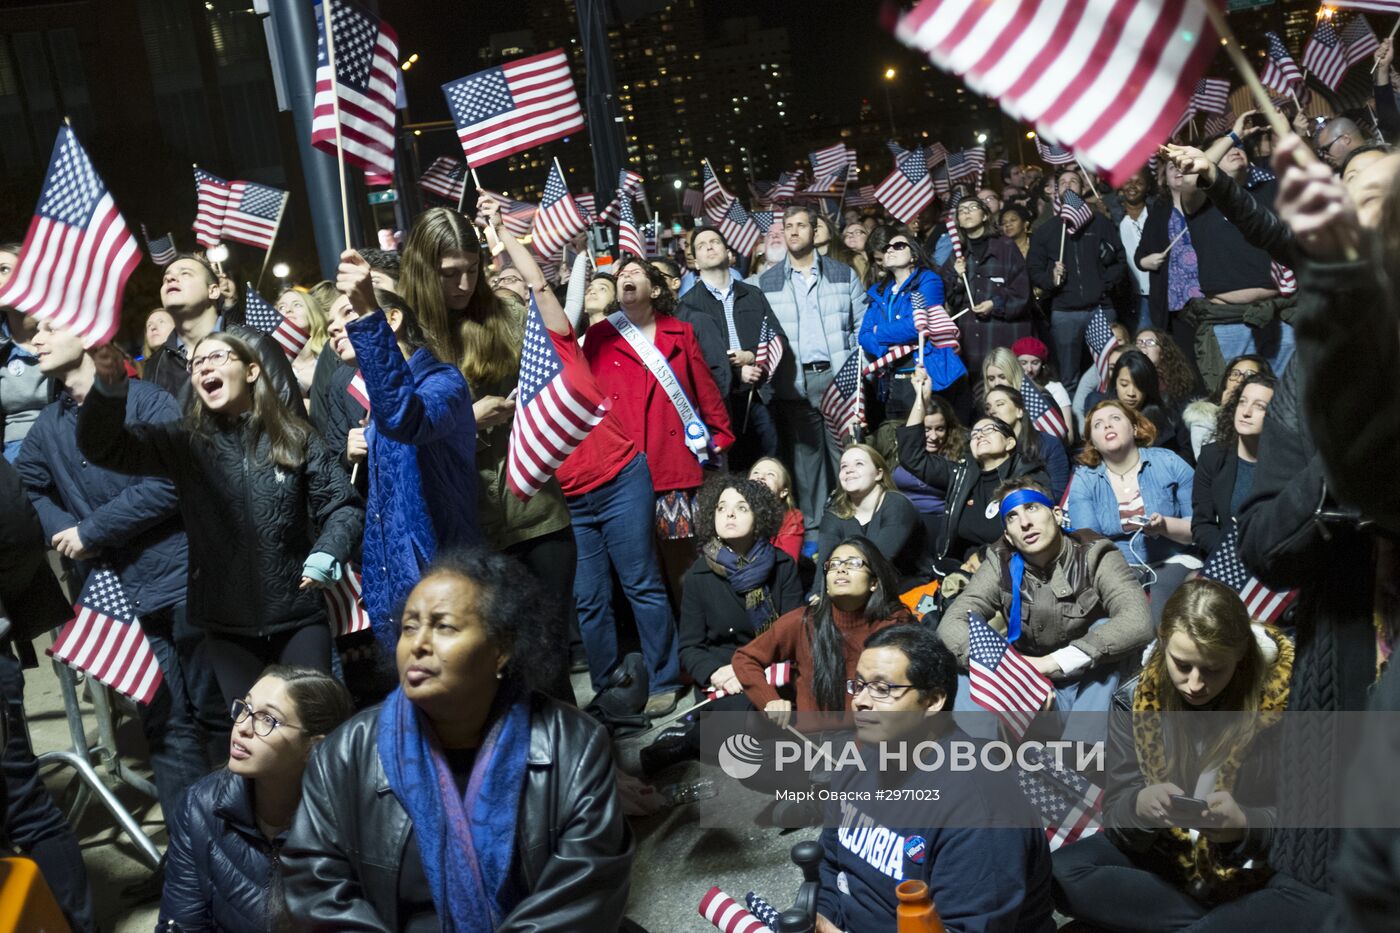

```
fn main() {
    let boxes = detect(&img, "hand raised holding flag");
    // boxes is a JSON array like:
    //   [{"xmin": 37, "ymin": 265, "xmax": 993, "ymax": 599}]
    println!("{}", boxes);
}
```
[{"xmin": 335, "ymin": 248, "xmax": 378, "ymax": 316}]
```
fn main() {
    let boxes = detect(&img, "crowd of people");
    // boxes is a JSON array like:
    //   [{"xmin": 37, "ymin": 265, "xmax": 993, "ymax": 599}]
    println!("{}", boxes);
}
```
[{"xmin": 0, "ymin": 44, "xmax": 1398, "ymax": 931}]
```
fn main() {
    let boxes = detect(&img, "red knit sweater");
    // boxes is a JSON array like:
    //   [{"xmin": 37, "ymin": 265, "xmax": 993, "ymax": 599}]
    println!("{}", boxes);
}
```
[{"xmin": 733, "ymin": 603, "xmax": 915, "ymax": 713}]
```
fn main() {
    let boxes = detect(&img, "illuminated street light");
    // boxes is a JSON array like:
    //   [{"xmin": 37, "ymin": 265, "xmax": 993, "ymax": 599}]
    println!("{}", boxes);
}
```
[{"xmin": 272, "ymin": 262, "xmax": 291, "ymax": 280}]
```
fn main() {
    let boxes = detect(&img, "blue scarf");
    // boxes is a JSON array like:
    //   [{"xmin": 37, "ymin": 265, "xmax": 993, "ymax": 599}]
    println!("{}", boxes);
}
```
[
  {"xmin": 378, "ymin": 685, "xmax": 531, "ymax": 931},
  {"xmin": 998, "ymin": 488, "xmax": 1059, "ymax": 644},
  {"xmin": 705, "ymin": 538, "xmax": 780, "ymax": 634}
]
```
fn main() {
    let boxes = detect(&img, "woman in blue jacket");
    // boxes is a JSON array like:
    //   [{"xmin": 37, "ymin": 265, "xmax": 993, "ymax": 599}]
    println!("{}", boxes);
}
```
[
  {"xmin": 159, "ymin": 665, "xmax": 352, "ymax": 932},
  {"xmin": 1067, "ymin": 400, "xmax": 1196, "ymax": 617},
  {"xmin": 858, "ymin": 226, "xmax": 960, "ymax": 428},
  {"xmin": 329, "ymin": 251, "xmax": 481, "ymax": 655}
]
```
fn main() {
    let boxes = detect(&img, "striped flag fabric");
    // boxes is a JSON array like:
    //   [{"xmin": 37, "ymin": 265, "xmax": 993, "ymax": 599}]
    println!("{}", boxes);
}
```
[
  {"xmin": 845, "ymin": 185, "xmax": 877, "ymax": 207},
  {"xmin": 347, "ymin": 370, "xmax": 370, "ymax": 411},
  {"xmin": 945, "ymin": 216, "xmax": 964, "ymax": 262},
  {"xmin": 874, "ymin": 148, "xmax": 935, "ymax": 224},
  {"xmin": 505, "ymin": 293, "xmax": 610, "ymax": 500},
  {"xmin": 705, "ymin": 661, "xmax": 791, "ymax": 700},
  {"xmin": 719, "ymin": 199, "xmax": 762, "ymax": 256},
  {"xmin": 770, "ymin": 171, "xmax": 802, "ymax": 202},
  {"xmin": 442, "ymin": 49, "xmax": 584, "ymax": 168},
  {"xmin": 615, "ymin": 193, "xmax": 643, "ymax": 257},
  {"xmin": 531, "ymin": 162, "xmax": 588, "ymax": 260},
  {"xmin": 618, "ymin": 168, "xmax": 646, "ymax": 199},
  {"xmin": 798, "ymin": 170, "xmax": 846, "ymax": 198},
  {"xmin": 945, "ymin": 146, "xmax": 985, "ymax": 182},
  {"xmin": 1341, "ymin": 15, "xmax": 1381, "ymax": 67},
  {"xmin": 1189, "ymin": 78, "xmax": 1231, "ymax": 115},
  {"xmin": 311, "ymin": 0, "xmax": 400, "ymax": 178},
  {"xmin": 1035, "ymin": 139, "xmax": 1077, "ymax": 167},
  {"xmin": 1270, "ymin": 261, "xmax": 1297, "ymax": 296},
  {"xmin": 1023, "ymin": 377, "xmax": 1070, "ymax": 442},
  {"xmin": 219, "ymin": 181, "xmax": 287, "ymax": 251},
  {"xmin": 1086, "ymin": 306, "xmax": 1121, "ymax": 392},
  {"xmin": 744, "ymin": 892, "xmax": 781, "ymax": 930},
  {"xmin": 242, "ymin": 284, "xmax": 310, "ymax": 360},
  {"xmin": 323, "ymin": 569, "xmax": 371, "ymax": 636},
  {"xmin": 681, "ymin": 188, "xmax": 705, "ymax": 218},
  {"xmin": 193, "ymin": 167, "xmax": 231, "ymax": 248},
  {"xmin": 698, "ymin": 887, "xmax": 769, "ymax": 933},
  {"xmin": 575, "ymin": 192, "xmax": 596, "ymax": 223},
  {"xmin": 820, "ymin": 350, "xmax": 865, "ymax": 444},
  {"xmin": 967, "ymin": 612, "xmax": 1053, "ymax": 742},
  {"xmin": 1017, "ymin": 746, "xmax": 1104, "ymax": 852},
  {"xmin": 1057, "ymin": 190, "xmax": 1094, "ymax": 236},
  {"xmin": 863, "ymin": 344, "xmax": 920, "ymax": 378},
  {"xmin": 419, "ymin": 156, "xmax": 467, "ymax": 202},
  {"xmin": 479, "ymin": 191, "xmax": 537, "ymax": 238},
  {"xmin": 1201, "ymin": 526, "xmax": 1299, "ymax": 624},
  {"xmin": 142, "ymin": 226, "xmax": 177, "ymax": 266},
  {"xmin": 1304, "ymin": 23, "xmax": 1350, "ymax": 90},
  {"xmin": 886, "ymin": 138, "xmax": 912, "ymax": 160},
  {"xmin": 895, "ymin": 0, "xmax": 1218, "ymax": 186},
  {"xmin": 754, "ymin": 318, "xmax": 784, "ymax": 380},
  {"xmin": 925, "ymin": 141, "xmax": 949, "ymax": 167},
  {"xmin": 809, "ymin": 141, "xmax": 851, "ymax": 177},
  {"xmin": 910, "ymin": 291, "xmax": 961, "ymax": 349},
  {"xmin": 702, "ymin": 161, "xmax": 731, "ymax": 220},
  {"xmin": 1202, "ymin": 111, "xmax": 1233, "ymax": 139},
  {"xmin": 1261, "ymin": 32, "xmax": 1304, "ymax": 93},
  {"xmin": 0, "ymin": 127, "xmax": 140, "ymax": 348},
  {"xmin": 48, "ymin": 568, "xmax": 163, "ymax": 705}
]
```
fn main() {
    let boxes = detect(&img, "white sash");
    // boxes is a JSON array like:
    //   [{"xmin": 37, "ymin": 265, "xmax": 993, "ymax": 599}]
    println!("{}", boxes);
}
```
[{"xmin": 607, "ymin": 310, "xmax": 712, "ymax": 464}]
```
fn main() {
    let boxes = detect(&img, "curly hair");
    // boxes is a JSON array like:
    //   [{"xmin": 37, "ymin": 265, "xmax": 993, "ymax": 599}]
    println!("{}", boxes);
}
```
[
  {"xmin": 1135, "ymin": 327, "xmax": 1197, "ymax": 404},
  {"xmin": 694, "ymin": 474, "xmax": 785, "ymax": 544},
  {"xmin": 1212, "ymin": 354, "xmax": 1273, "ymax": 405},
  {"xmin": 1210, "ymin": 371, "xmax": 1277, "ymax": 450},
  {"xmin": 613, "ymin": 256, "xmax": 676, "ymax": 315},
  {"xmin": 418, "ymin": 547, "xmax": 566, "ymax": 691},
  {"xmin": 1078, "ymin": 400, "xmax": 1157, "ymax": 467}
]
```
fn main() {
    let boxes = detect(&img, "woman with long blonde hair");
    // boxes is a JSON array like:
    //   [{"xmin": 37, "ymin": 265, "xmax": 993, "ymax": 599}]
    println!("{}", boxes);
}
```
[{"xmin": 277, "ymin": 287, "xmax": 330, "ymax": 403}]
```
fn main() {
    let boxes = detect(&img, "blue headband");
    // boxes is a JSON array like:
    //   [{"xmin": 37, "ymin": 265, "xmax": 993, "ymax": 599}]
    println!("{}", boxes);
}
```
[{"xmin": 999, "ymin": 488, "xmax": 1055, "ymax": 645}]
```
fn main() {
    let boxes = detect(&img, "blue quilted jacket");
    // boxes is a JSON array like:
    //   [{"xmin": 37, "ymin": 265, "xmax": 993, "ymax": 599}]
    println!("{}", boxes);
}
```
[{"xmin": 347, "ymin": 312, "xmax": 481, "ymax": 647}]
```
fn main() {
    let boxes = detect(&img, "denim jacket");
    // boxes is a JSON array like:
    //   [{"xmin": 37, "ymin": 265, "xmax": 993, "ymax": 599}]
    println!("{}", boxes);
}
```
[{"xmin": 1065, "ymin": 448, "xmax": 1195, "ymax": 565}]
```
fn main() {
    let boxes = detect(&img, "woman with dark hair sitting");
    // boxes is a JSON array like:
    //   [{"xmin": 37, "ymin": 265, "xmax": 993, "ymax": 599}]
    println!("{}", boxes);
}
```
[
  {"xmin": 733, "ymin": 535, "xmax": 915, "ymax": 730},
  {"xmin": 330, "ymin": 252, "xmax": 481, "ymax": 662},
  {"xmin": 1180, "ymin": 353, "xmax": 1271, "ymax": 460},
  {"xmin": 161, "ymin": 666, "xmax": 353, "ymax": 931},
  {"xmin": 890, "ymin": 394, "xmax": 967, "ymax": 569},
  {"xmin": 1098, "ymin": 349, "xmax": 1192, "ymax": 461},
  {"xmin": 983, "ymin": 384, "xmax": 1069, "ymax": 500},
  {"xmin": 283, "ymin": 548, "xmax": 634, "ymax": 929},
  {"xmin": 1191, "ymin": 372, "xmax": 1275, "ymax": 558}
]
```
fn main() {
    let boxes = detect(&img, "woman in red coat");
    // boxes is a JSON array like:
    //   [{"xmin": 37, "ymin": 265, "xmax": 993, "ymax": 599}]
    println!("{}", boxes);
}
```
[{"xmin": 584, "ymin": 256, "xmax": 735, "ymax": 613}]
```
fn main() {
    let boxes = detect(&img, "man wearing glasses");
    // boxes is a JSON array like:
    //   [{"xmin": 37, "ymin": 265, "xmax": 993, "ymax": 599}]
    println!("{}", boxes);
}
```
[
  {"xmin": 814, "ymin": 623, "xmax": 1055, "ymax": 933},
  {"xmin": 1314, "ymin": 117, "xmax": 1363, "ymax": 169}
]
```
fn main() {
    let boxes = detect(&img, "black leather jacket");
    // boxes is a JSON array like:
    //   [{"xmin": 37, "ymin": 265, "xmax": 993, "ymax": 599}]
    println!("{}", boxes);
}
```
[{"xmin": 282, "ymin": 694, "xmax": 634, "ymax": 931}]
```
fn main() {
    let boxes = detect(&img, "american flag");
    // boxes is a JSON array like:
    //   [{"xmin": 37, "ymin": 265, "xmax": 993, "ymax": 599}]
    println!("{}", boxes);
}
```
[
  {"xmin": 323, "ymin": 569, "xmax": 372, "ymax": 636},
  {"xmin": 1023, "ymin": 377, "xmax": 1070, "ymax": 442},
  {"xmin": 967, "ymin": 612, "xmax": 1053, "ymax": 742},
  {"xmin": 575, "ymin": 192, "xmax": 597, "ymax": 223},
  {"xmin": 1202, "ymin": 527, "xmax": 1298, "ymax": 623},
  {"xmin": 700, "ymin": 159, "xmax": 733, "ymax": 219},
  {"xmin": 1261, "ymin": 32, "xmax": 1304, "ymax": 93},
  {"xmin": 347, "ymin": 369, "xmax": 370, "ymax": 411},
  {"xmin": 242, "ymin": 283, "xmax": 310, "ymax": 360},
  {"xmin": 1202, "ymin": 111, "xmax": 1233, "ymax": 139},
  {"xmin": 1270, "ymin": 260, "xmax": 1297, "ymax": 296},
  {"xmin": 925, "ymin": 141, "xmax": 949, "ymax": 167},
  {"xmin": 1057, "ymin": 191, "xmax": 1094, "ymax": 236},
  {"xmin": 754, "ymin": 318, "xmax": 783, "ymax": 380},
  {"xmin": 751, "ymin": 210, "xmax": 779, "ymax": 234},
  {"xmin": 1017, "ymin": 746, "xmax": 1104, "ymax": 852},
  {"xmin": 142, "ymin": 226, "xmax": 177, "ymax": 266},
  {"xmin": 896, "ymin": 0, "xmax": 1218, "ymax": 186},
  {"xmin": 615, "ymin": 193, "xmax": 643, "ymax": 257},
  {"xmin": 911, "ymin": 291, "xmax": 960, "ymax": 349},
  {"xmin": 698, "ymin": 888, "xmax": 768, "ymax": 933},
  {"xmin": 1341, "ymin": 15, "xmax": 1381, "ymax": 67},
  {"xmin": 819, "ymin": 351, "xmax": 865, "ymax": 444},
  {"xmin": 681, "ymin": 188, "xmax": 705, "ymax": 218},
  {"xmin": 945, "ymin": 146, "xmax": 985, "ymax": 182},
  {"xmin": 1085, "ymin": 306, "xmax": 1121, "ymax": 392},
  {"xmin": 770, "ymin": 170, "xmax": 802, "ymax": 202},
  {"xmin": 192, "ymin": 167, "xmax": 231, "ymax": 249},
  {"xmin": 749, "ymin": 179, "xmax": 775, "ymax": 204},
  {"xmin": 846, "ymin": 185, "xmax": 877, "ymax": 208},
  {"xmin": 744, "ymin": 893, "xmax": 781, "ymax": 930},
  {"xmin": 219, "ymin": 181, "xmax": 287, "ymax": 251},
  {"xmin": 311, "ymin": 0, "xmax": 400, "ymax": 178},
  {"xmin": 847, "ymin": 160, "xmax": 860, "ymax": 185},
  {"xmin": 799, "ymin": 170, "xmax": 846, "ymax": 198},
  {"xmin": 863, "ymin": 344, "xmax": 920, "ymax": 378},
  {"xmin": 618, "ymin": 168, "xmax": 646, "ymax": 200},
  {"xmin": 874, "ymin": 148, "xmax": 935, "ymax": 224},
  {"xmin": 0, "ymin": 127, "xmax": 139, "ymax": 348},
  {"xmin": 531, "ymin": 162, "xmax": 588, "ymax": 260},
  {"xmin": 719, "ymin": 199, "xmax": 761, "ymax": 256},
  {"xmin": 419, "ymin": 156, "xmax": 467, "ymax": 202},
  {"xmin": 931, "ymin": 166, "xmax": 952, "ymax": 198},
  {"xmin": 809, "ymin": 142, "xmax": 852, "ymax": 177},
  {"xmin": 706, "ymin": 661, "xmax": 791, "ymax": 700},
  {"xmin": 1304, "ymin": 23, "xmax": 1350, "ymax": 90},
  {"xmin": 48, "ymin": 568, "xmax": 163, "ymax": 705},
  {"xmin": 505, "ymin": 293, "xmax": 610, "ymax": 500},
  {"xmin": 1246, "ymin": 164, "xmax": 1276, "ymax": 189},
  {"xmin": 1035, "ymin": 139, "xmax": 1076, "ymax": 166},
  {"xmin": 945, "ymin": 216, "xmax": 964, "ymax": 262},
  {"xmin": 1189, "ymin": 78, "xmax": 1231, "ymax": 115},
  {"xmin": 443, "ymin": 49, "xmax": 584, "ymax": 168},
  {"xmin": 887, "ymin": 138, "xmax": 912, "ymax": 160},
  {"xmin": 1171, "ymin": 105, "xmax": 1197, "ymax": 140},
  {"xmin": 642, "ymin": 220, "xmax": 660, "ymax": 258},
  {"xmin": 479, "ymin": 191, "xmax": 537, "ymax": 238}
]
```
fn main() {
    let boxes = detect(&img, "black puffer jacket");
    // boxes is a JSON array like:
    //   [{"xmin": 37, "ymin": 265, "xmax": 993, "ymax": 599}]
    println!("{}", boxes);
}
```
[
  {"xmin": 159, "ymin": 768, "xmax": 288, "ymax": 933},
  {"xmin": 282, "ymin": 694, "xmax": 634, "ymax": 931},
  {"xmin": 77, "ymin": 381, "xmax": 363, "ymax": 638}
]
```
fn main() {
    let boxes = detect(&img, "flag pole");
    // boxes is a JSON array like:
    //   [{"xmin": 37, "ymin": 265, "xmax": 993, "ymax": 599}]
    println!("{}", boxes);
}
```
[
  {"xmin": 1072, "ymin": 156, "xmax": 1101, "ymax": 203},
  {"xmin": 319, "ymin": 1, "xmax": 352, "ymax": 248},
  {"xmin": 1375, "ymin": 19, "xmax": 1400, "ymax": 73},
  {"xmin": 1161, "ymin": 223, "xmax": 1190, "ymax": 256},
  {"xmin": 256, "ymin": 194, "xmax": 290, "ymax": 292}
]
